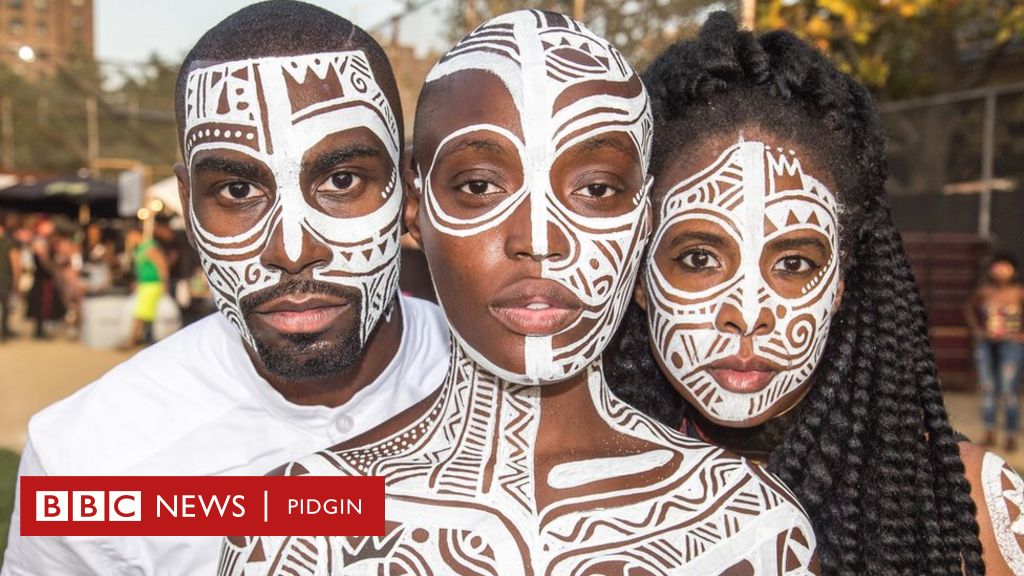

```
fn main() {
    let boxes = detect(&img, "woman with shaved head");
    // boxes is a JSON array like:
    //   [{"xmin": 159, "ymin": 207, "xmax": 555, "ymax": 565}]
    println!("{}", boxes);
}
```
[{"xmin": 220, "ymin": 10, "xmax": 820, "ymax": 575}]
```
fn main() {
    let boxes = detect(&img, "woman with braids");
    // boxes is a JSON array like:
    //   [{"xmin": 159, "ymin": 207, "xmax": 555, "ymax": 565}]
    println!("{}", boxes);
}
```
[{"xmin": 605, "ymin": 11, "xmax": 1024, "ymax": 575}]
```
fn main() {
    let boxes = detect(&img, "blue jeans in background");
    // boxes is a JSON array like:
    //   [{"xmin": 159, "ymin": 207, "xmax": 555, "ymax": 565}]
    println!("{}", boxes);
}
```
[{"xmin": 976, "ymin": 339, "xmax": 1024, "ymax": 432}]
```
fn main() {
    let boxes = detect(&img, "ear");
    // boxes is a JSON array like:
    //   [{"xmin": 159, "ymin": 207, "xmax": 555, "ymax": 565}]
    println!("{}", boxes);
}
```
[
  {"xmin": 174, "ymin": 162, "xmax": 196, "ymax": 250},
  {"xmin": 633, "ymin": 274, "xmax": 648, "ymax": 312},
  {"xmin": 401, "ymin": 146, "xmax": 423, "ymax": 249},
  {"xmin": 832, "ymin": 278, "xmax": 845, "ymax": 314}
]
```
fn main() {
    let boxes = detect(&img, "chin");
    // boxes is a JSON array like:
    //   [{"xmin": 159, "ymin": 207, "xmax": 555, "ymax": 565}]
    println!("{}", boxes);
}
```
[{"xmin": 251, "ymin": 326, "xmax": 363, "ymax": 381}]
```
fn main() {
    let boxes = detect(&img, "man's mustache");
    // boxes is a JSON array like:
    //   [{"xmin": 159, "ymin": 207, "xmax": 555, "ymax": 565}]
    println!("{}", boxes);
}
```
[{"xmin": 240, "ymin": 277, "xmax": 361, "ymax": 313}]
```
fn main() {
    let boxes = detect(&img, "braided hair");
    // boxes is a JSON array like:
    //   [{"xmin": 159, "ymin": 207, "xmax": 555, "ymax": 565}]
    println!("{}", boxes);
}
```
[{"xmin": 604, "ymin": 12, "xmax": 984, "ymax": 575}]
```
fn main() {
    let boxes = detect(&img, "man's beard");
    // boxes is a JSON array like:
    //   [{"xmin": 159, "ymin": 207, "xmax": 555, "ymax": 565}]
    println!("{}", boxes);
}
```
[{"xmin": 240, "ymin": 277, "xmax": 365, "ymax": 380}]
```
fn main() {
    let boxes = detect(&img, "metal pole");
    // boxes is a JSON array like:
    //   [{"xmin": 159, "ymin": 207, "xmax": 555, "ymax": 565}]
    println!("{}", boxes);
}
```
[
  {"xmin": 574, "ymin": 0, "xmax": 585, "ymax": 20},
  {"xmin": 86, "ymin": 96, "xmax": 99, "ymax": 172},
  {"xmin": 740, "ymin": 0, "xmax": 756, "ymax": 30},
  {"xmin": 1, "ymin": 97, "xmax": 13, "ymax": 171},
  {"xmin": 979, "ymin": 91, "xmax": 996, "ymax": 238}
]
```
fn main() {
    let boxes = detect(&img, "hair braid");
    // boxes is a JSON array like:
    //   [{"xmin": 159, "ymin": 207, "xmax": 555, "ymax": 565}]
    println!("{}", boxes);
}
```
[{"xmin": 604, "ymin": 11, "xmax": 986, "ymax": 574}]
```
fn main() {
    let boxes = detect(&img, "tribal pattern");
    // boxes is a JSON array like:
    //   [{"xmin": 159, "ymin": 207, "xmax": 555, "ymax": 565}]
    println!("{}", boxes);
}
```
[
  {"xmin": 217, "ymin": 13, "xmax": 818, "ymax": 575},
  {"xmin": 981, "ymin": 451, "xmax": 1024, "ymax": 574},
  {"xmin": 645, "ymin": 141, "xmax": 841, "ymax": 423},
  {"xmin": 417, "ymin": 10, "xmax": 653, "ymax": 384},
  {"xmin": 183, "ymin": 51, "xmax": 402, "ymax": 347},
  {"xmin": 218, "ymin": 343, "xmax": 818, "ymax": 575}
]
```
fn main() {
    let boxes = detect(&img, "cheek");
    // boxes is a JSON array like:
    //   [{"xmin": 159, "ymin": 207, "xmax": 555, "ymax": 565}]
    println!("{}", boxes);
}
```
[{"xmin": 420, "ymin": 225, "xmax": 502, "ymax": 309}]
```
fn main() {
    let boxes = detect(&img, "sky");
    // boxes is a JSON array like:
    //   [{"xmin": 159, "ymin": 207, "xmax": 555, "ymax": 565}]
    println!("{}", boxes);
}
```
[{"xmin": 94, "ymin": 0, "xmax": 451, "ymax": 66}]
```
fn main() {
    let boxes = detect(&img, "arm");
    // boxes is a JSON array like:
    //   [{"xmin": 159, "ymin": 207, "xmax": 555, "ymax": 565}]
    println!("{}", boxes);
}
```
[
  {"xmin": 1, "ymin": 440, "xmax": 130, "ymax": 576},
  {"xmin": 9, "ymin": 246, "xmax": 19, "ymax": 293},
  {"xmin": 960, "ymin": 442, "xmax": 1023, "ymax": 576},
  {"xmin": 965, "ymin": 289, "xmax": 984, "ymax": 337},
  {"xmin": 147, "ymin": 247, "xmax": 169, "ymax": 286}
]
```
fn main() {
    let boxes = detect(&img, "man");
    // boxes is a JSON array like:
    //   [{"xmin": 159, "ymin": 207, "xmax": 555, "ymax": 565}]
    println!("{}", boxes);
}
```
[{"xmin": 1, "ymin": 2, "xmax": 449, "ymax": 574}]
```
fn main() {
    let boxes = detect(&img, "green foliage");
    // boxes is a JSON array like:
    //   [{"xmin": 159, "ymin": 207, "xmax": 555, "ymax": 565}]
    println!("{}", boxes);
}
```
[
  {"xmin": 759, "ymin": 0, "xmax": 1024, "ymax": 99},
  {"xmin": 0, "ymin": 53, "xmax": 179, "ymax": 175},
  {"xmin": 0, "ymin": 448, "xmax": 19, "ymax": 567}
]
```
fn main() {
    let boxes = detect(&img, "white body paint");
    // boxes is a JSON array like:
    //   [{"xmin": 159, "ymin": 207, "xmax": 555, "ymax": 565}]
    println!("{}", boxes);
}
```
[
  {"xmin": 218, "ymin": 12, "xmax": 818, "ymax": 576},
  {"xmin": 646, "ymin": 141, "xmax": 841, "ymax": 422},
  {"xmin": 220, "ymin": 344, "xmax": 818, "ymax": 575},
  {"xmin": 183, "ymin": 51, "xmax": 402, "ymax": 347},
  {"xmin": 981, "ymin": 451, "xmax": 1024, "ymax": 573},
  {"xmin": 545, "ymin": 449, "xmax": 673, "ymax": 489},
  {"xmin": 418, "ymin": 11, "xmax": 653, "ymax": 385}
]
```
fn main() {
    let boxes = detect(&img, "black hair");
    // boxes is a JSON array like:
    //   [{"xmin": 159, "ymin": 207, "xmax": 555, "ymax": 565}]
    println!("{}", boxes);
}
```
[
  {"xmin": 174, "ymin": 0, "xmax": 402, "ymax": 150},
  {"xmin": 990, "ymin": 252, "xmax": 1019, "ymax": 266},
  {"xmin": 605, "ymin": 12, "xmax": 984, "ymax": 575}
]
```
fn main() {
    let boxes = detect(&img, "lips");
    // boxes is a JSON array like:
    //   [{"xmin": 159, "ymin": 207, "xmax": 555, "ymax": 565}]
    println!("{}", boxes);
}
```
[
  {"xmin": 489, "ymin": 278, "xmax": 583, "ymax": 336},
  {"xmin": 252, "ymin": 294, "xmax": 351, "ymax": 335},
  {"xmin": 705, "ymin": 355, "xmax": 783, "ymax": 394}
]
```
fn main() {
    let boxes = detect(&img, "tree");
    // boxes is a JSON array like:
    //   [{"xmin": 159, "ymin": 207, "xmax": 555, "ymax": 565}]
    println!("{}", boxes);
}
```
[
  {"xmin": 758, "ymin": 0, "xmax": 1024, "ymax": 99},
  {"xmin": 759, "ymin": 0, "xmax": 1024, "ymax": 199}
]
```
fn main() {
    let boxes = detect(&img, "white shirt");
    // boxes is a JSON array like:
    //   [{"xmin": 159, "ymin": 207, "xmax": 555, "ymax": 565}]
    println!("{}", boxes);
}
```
[{"xmin": 1, "ymin": 295, "xmax": 449, "ymax": 576}]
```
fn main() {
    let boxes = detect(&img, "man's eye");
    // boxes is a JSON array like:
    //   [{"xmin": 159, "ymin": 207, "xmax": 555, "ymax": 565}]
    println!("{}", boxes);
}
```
[
  {"xmin": 773, "ymin": 256, "xmax": 817, "ymax": 273},
  {"xmin": 458, "ymin": 180, "xmax": 503, "ymax": 195},
  {"xmin": 677, "ymin": 249, "xmax": 721, "ymax": 271},
  {"xmin": 573, "ymin": 183, "xmax": 620, "ymax": 198},
  {"xmin": 217, "ymin": 182, "xmax": 262, "ymax": 201},
  {"xmin": 319, "ymin": 172, "xmax": 361, "ymax": 193}
]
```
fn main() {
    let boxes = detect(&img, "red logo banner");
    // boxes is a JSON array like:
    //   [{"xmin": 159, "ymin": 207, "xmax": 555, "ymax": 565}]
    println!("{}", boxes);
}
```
[{"xmin": 20, "ymin": 476, "xmax": 384, "ymax": 536}]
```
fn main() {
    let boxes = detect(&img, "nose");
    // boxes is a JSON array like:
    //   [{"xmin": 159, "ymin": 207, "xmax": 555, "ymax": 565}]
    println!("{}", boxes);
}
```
[
  {"xmin": 259, "ymin": 218, "xmax": 332, "ymax": 276},
  {"xmin": 714, "ymin": 302, "xmax": 776, "ymax": 337},
  {"xmin": 503, "ymin": 195, "xmax": 569, "ymax": 262}
]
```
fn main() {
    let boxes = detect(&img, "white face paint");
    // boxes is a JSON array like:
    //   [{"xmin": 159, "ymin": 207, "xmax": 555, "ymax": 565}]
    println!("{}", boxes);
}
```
[
  {"xmin": 646, "ymin": 141, "xmax": 841, "ymax": 423},
  {"xmin": 418, "ymin": 11, "xmax": 653, "ymax": 385},
  {"xmin": 183, "ymin": 51, "xmax": 402, "ymax": 348}
]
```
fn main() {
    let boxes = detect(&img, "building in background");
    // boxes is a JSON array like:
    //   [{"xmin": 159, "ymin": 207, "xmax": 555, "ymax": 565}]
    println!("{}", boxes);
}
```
[{"xmin": 0, "ymin": 0, "xmax": 93, "ymax": 80}]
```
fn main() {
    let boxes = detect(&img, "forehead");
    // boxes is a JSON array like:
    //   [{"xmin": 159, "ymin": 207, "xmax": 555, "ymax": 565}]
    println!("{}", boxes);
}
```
[
  {"xmin": 183, "ymin": 50, "xmax": 398, "ymax": 162},
  {"xmin": 657, "ymin": 139, "xmax": 839, "ymax": 238},
  {"xmin": 417, "ymin": 11, "xmax": 646, "ymax": 152},
  {"xmin": 656, "ymin": 130, "xmax": 836, "ymax": 202}
]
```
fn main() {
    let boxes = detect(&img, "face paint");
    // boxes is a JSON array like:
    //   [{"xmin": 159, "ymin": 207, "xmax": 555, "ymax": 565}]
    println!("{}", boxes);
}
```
[
  {"xmin": 646, "ymin": 141, "xmax": 841, "ymax": 423},
  {"xmin": 183, "ymin": 51, "xmax": 402, "ymax": 348},
  {"xmin": 418, "ymin": 11, "xmax": 653, "ymax": 385}
]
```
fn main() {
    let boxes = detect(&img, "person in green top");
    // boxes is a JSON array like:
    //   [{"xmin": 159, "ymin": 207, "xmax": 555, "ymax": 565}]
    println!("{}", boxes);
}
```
[{"xmin": 127, "ymin": 224, "xmax": 169, "ymax": 347}]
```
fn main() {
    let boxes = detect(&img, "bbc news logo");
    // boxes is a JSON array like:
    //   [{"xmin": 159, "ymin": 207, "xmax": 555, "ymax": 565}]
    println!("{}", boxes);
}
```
[
  {"xmin": 36, "ymin": 491, "xmax": 142, "ymax": 522},
  {"xmin": 21, "ymin": 476, "xmax": 383, "ymax": 536}
]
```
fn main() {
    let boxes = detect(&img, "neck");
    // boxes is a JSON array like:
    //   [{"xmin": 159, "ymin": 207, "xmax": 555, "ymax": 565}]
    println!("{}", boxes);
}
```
[
  {"xmin": 251, "ymin": 298, "xmax": 405, "ymax": 408},
  {"xmin": 685, "ymin": 406, "xmax": 802, "ymax": 463},
  {"xmin": 441, "ymin": 340, "xmax": 623, "ymax": 460}
]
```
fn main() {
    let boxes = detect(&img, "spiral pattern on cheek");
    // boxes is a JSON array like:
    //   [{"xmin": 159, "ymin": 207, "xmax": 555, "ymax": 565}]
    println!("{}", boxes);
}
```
[
  {"xmin": 244, "ymin": 262, "xmax": 264, "ymax": 285},
  {"xmin": 785, "ymin": 313, "xmax": 817, "ymax": 360}
]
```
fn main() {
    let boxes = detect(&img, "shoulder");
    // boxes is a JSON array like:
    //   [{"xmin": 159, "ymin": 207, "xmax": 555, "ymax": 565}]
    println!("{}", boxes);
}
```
[
  {"xmin": 959, "ymin": 441, "xmax": 1024, "ymax": 576},
  {"xmin": 28, "ymin": 314, "xmax": 253, "ymax": 475}
]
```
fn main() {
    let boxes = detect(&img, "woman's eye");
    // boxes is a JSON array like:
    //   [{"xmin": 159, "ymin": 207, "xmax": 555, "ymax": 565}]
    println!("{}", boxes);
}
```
[
  {"xmin": 678, "ymin": 249, "xmax": 721, "ymax": 271},
  {"xmin": 573, "ymin": 183, "xmax": 620, "ymax": 198},
  {"xmin": 217, "ymin": 182, "xmax": 262, "ymax": 201},
  {"xmin": 773, "ymin": 256, "xmax": 817, "ymax": 273},
  {"xmin": 319, "ymin": 172, "xmax": 361, "ymax": 193},
  {"xmin": 458, "ymin": 180, "xmax": 503, "ymax": 195}
]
